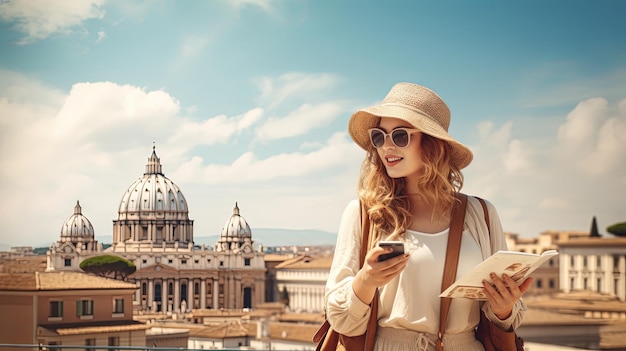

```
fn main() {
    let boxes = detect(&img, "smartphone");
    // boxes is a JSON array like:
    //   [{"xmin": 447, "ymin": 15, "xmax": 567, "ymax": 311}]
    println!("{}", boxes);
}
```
[{"xmin": 378, "ymin": 241, "xmax": 405, "ymax": 261}]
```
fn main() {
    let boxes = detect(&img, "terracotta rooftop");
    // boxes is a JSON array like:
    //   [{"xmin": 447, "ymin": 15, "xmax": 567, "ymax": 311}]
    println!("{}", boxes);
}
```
[
  {"xmin": 558, "ymin": 237, "xmax": 626, "ymax": 247},
  {"xmin": 152, "ymin": 320, "xmax": 255, "ymax": 339},
  {"xmin": 275, "ymin": 254, "xmax": 333, "ymax": 269},
  {"xmin": 278, "ymin": 312, "xmax": 325, "ymax": 324},
  {"xmin": 0, "ymin": 271, "xmax": 138, "ymax": 291},
  {"xmin": 525, "ymin": 291, "xmax": 626, "ymax": 313},
  {"xmin": 40, "ymin": 320, "xmax": 148, "ymax": 336},
  {"xmin": 269, "ymin": 322, "xmax": 319, "ymax": 343},
  {"xmin": 263, "ymin": 253, "xmax": 293, "ymax": 262},
  {"xmin": 0, "ymin": 256, "xmax": 47, "ymax": 273}
]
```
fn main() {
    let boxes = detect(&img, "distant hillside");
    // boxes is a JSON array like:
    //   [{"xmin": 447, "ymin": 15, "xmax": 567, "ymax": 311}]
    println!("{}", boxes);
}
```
[
  {"xmin": 94, "ymin": 228, "xmax": 338, "ymax": 248},
  {"xmin": 196, "ymin": 228, "xmax": 338, "ymax": 247}
]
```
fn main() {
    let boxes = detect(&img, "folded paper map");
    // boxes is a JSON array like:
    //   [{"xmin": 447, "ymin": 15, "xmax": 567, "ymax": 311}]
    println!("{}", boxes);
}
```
[{"xmin": 440, "ymin": 249, "xmax": 559, "ymax": 300}]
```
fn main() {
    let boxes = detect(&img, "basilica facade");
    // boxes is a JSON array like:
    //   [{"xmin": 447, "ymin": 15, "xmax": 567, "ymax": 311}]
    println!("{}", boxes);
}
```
[{"xmin": 47, "ymin": 147, "xmax": 266, "ymax": 313}]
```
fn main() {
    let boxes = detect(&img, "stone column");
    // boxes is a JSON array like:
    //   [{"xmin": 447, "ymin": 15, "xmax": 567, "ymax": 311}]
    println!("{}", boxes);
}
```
[
  {"xmin": 200, "ymin": 279, "xmax": 206, "ymax": 309},
  {"xmin": 162, "ymin": 280, "xmax": 168, "ymax": 313},
  {"xmin": 188, "ymin": 279, "xmax": 194, "ymax": 310},
  {"xmin": 148, "ymin": 279, "xmax": 154, "ymax": 310},
  {"xmin": 213, "ymin": 278, "xmax": 219, "ymax": 309},
  {"xmin": 174, "ymin": 278, "xmax": 180, "ymax": 312}
]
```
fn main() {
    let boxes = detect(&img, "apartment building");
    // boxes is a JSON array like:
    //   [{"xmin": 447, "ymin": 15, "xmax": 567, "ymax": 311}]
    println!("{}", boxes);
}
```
[{"xmin": 0, "ymin": 271, "xmax": 148, "ymax": 348}]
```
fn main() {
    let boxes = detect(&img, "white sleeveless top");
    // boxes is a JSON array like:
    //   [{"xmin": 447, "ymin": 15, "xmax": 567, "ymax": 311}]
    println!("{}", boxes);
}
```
[{"xmin": 377, "ymin": 228, "xmax": 484, "ymax": 334}]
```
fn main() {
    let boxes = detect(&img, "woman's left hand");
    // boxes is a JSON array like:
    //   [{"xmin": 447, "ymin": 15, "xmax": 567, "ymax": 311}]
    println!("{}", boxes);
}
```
[{"xmin": 483, "ymin": 273, "xmax": 534, "ymax": 320}]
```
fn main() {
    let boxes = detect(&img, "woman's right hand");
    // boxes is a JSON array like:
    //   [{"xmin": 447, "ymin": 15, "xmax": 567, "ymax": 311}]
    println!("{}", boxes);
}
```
[{"xmin": 352, "ymin": 246, "xmax": 409, "ymax": 304}]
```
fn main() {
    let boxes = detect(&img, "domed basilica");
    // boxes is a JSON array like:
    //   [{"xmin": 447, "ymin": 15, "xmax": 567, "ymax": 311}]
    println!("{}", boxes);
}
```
[{"xmin": 47, "ymin": 147, "xmax": 266, "ymax": 313}]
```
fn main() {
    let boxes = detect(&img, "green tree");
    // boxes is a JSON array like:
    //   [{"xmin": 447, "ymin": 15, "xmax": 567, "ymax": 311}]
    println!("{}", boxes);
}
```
[
  {"xmin": 590, "ymin": 216, "xmax": 601, "ymax": 237},
  {"xmin": 79, "ymin": 254, "xmax": 136, "ymax": 280},
  {"xmin": 607, "ymin": 221, "xmax": 626, "ymax": 237}
]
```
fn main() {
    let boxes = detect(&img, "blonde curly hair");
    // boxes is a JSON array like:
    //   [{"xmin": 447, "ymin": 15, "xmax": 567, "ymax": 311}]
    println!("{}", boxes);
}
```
[{"xmin": 357, "ymin": 134, "xmax": 464, "ymax": 241}]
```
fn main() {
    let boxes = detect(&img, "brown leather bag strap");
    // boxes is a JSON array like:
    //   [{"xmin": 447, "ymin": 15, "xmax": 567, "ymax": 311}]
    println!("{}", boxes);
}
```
[
  {"xmin": 360, "ymin": 201, "xmax": 372, "ymax": 266},
  {"xmin": 360, "ymin": 201, "xmax": 379, "ymax": 351},
  {"xmin": 437, "ymin": 193, "xmax": 468, "ymax": 351}
]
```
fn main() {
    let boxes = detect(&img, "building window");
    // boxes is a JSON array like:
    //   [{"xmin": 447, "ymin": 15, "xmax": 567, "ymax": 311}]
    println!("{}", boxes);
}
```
[
  {"xmin": 113, "ymin": 298, "xmax": 124, "ymax": 314},
  {"xmin": 220, "ymin": 261, "xmax": 224, "ymax": 267},
  {"xmin": 142, "ymin": 259, "xmax": 147, "ymax": 264},
  {"xmin": 583, "ymin": 256, "xmax": 588, "ymax": 268},
  {"xmin": 85, "ymin": 338, "xmax": 95, "ymax": 351},
  {"xmin": 76, "ymin": 299, "xmax": 94, "ymax": 317},
  {"xmin": 64, "ymin": 258, "xmax": 72, "ymax": 267},
  {"xmin": 596, "ymin": 256, "xmax": 601, "ymax": 269},
  {"xmin": 219, "ymin": 284, "xmax": 224, "ymax": 294},
  {"xmin": 597, "ymin": 278, "xmax": 602, "ymax": 292},
  {"xmin": 168, "ymin": 259, "xmax": 173, "ymax": 264},
  {"xmin": 181, "ymin": 259, "xmax": 187, "ymax": 265},
  {"xmin": 536, "ymin": 279, "xmax": 543, "ymax": 288},
  {"xmin": 49, "ymin": 301, "xmax": 63, "ymax": 318},
  {"xmin": 549, "ymin": 279, "xmax": 555, "ymax": 289},
  {"xmin": 194, "ymin": 282, "xmax": 199, "ymax": 295},
  {"xmin": 108, "ymin": 337, "xmax": 119, "ymax": 346},
  {"xmin": 194, "ymin": 259, "xmax": 199, "ymax": 264},
  {"xmin": 142, "ymin": 282, "xmax": 147, "ymax": 295},
  {"xmin": 168, "ymin": 282, "xmax": 173, "ymax": 295},
  {"xmin": 570, "ymin": 256, "xmax": 574, "ymax": 268},
  {"xmin": 244, "ymin": 258, "xmax": 251, "ymax": 266}
]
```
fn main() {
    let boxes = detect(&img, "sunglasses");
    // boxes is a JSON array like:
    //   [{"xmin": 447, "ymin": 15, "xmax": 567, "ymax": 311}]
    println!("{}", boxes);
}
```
[{"xmin": 368, "ymin": 127, "xmax": 421, "ymax": 148}]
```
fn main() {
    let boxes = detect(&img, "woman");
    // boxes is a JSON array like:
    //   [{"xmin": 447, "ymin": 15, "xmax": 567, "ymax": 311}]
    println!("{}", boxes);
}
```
[{"xmin": 325, "ymin": 82, "xmax": 533, "ymax": 351}]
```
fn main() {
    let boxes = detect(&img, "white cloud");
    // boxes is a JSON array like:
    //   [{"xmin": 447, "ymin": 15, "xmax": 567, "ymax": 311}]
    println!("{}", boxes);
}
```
[
  {"xmin": 556, "ymin": 97, "xmax": 626, "ymax": 175},
  {"xmin": 255, "ymin": 72, "xmax": 340, "ymax": 110},
  {"xmin": 465, "ymin": 97, "xmax": 626, "ymax": 237},
  {"xmin": 52, "ymin": 81, "xmax": 180, "ymax": 144},
  {"xmin": 557, "ymin": 98, "xmax": 607, "ymax": 149},
  {"xmin": 167, "ymin": 108, "xmax": 264, "ymax": 149},
  {"xmin": 171, "ymin": 131, "xmax": 360, "ymax": 185},
  {"xmin": 229, "ymin": 0, "xmax": 274, "ymax": 12},
  {"xmin": 254, "ymin": 102, "xmax": 345, "ymax": 142},
  {"xmin": 0, "ymin": 0, "xmax": 105, "ymax": 44},
  {"xmin": 96, "ymin": 30, "xmax": 106, "ymax": 42}
]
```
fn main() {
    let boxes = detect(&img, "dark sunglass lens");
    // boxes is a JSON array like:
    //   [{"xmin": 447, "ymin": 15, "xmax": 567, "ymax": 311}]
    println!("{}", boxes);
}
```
[
  {"xmin": 392, "ymin": 129, "xmax": 410, "ymax": 147},
  {"xmin": 370, "ymin": 129, "xmax": 385, "ymax": 148}
]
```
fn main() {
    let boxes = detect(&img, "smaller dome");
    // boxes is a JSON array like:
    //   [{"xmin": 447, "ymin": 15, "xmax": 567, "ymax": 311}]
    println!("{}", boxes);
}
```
[
  {"xmin": 60, "ymin": 201, "xmax": 95, "ymax": 240},
  {"xmin": 220, "ymin": 202, "xmax": 252, "ymax": 241}
]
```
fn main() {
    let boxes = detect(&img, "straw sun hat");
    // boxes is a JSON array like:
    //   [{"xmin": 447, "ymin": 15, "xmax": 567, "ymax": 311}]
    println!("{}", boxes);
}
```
[{"xmin": 348, "ymin": 82, "xmax": 474, "ymax": 170}]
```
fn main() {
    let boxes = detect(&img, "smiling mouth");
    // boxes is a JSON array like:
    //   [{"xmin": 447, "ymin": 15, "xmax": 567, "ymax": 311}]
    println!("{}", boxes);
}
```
[{"xmin": 386, "ymin": 156, "xmax": 403, "ymax": 165}]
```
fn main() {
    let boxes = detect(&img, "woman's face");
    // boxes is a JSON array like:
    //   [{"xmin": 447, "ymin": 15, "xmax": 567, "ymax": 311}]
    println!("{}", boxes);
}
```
[{"xmin": 375, "ymin": 117, "xmax": 424, "ymax": 180}]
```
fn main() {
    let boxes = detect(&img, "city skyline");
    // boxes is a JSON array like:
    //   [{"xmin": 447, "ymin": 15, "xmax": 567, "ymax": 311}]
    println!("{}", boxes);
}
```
[{"xmin": 1, "ymin": 1, "xmax": 625, "ymax": 247}]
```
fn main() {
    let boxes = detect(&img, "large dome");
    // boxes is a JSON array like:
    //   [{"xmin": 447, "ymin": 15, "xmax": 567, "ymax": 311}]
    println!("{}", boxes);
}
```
[
  {"xmin": 112, "ymin": 146, "xmax": 194, "ymax": 246},
  {"xmin": 220, "ymin": 203, "xmax": 252, "ymax": 241},
  {"xmin": 60, "ymin": 201, "xmax": 95, "ymax": 240},
  {"xmin": 118, "ymin": 147, "xmax": 188, "ymax": 213}
]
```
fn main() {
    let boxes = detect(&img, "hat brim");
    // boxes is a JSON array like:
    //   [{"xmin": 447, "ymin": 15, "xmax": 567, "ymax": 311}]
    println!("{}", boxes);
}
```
[{"xmin": 348, "ymin": 104, "xmax": 473, "ymax": 170}]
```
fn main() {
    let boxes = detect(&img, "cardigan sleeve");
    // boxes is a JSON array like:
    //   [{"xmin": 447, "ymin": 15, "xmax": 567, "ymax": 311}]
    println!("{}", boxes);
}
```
[
  {"xmin": 465, "ymin": 196, "xmax": 527, "ymax": 330},
  {"xmin": 324, "ymin": 199, "xmax": 373, "ymax": 336}
]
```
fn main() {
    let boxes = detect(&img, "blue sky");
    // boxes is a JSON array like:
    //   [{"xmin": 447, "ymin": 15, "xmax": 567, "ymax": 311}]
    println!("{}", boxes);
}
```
[{"xmin": 1, "ymin": 0, "xmax": 625, "ymax": 247}]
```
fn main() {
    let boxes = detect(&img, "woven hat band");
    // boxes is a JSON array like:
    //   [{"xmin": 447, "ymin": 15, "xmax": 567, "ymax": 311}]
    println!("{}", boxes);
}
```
[{"xmin": 376, "ymin": 102, "xmax": 448, "ymax": 132}]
